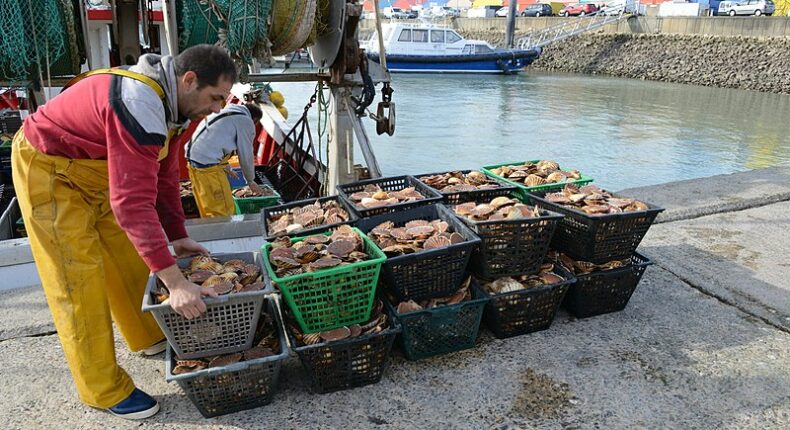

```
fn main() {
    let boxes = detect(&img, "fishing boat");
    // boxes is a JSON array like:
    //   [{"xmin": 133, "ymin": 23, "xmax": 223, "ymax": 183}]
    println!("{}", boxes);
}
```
[{"xmin": 363, "ymin": 21, "xmax": 540, "ymax": 74}]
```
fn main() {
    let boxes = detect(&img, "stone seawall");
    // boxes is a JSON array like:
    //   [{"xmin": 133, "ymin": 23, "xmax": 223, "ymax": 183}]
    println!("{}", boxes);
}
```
[{"xmin": 457, "ymin": 31, "xmax": 790, "ymax": 94}]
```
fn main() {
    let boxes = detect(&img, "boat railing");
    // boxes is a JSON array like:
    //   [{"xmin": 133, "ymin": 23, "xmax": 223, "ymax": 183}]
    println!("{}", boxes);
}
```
[{"xmin": 515, "ymin": 0, "xmax": 638, "ymax": 51}]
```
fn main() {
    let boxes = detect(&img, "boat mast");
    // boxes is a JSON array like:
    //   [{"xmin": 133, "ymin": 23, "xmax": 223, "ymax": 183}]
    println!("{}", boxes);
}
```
[{"xmin": 506, "ymin": 0, "xmax": 518, "ymax": 48}]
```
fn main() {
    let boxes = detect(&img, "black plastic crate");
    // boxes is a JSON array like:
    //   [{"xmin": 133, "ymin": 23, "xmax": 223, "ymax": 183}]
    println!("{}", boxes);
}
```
[
  {"xmin": 288, "ymin": 307, "xmax": 401, "ymax": 394},
  {"xmin": 0, "ymin": 111, "xmax": 22, "ymax": 135},
  {"xmin": 357, "ymin": 204, "xmax": 481, "ymax": 301},
  {"xmin": 385, "ymin": 282, "xmax": 488, "ymax": 361},
  {"xmin": 479, "ymin": 265, "xmax": 575, "ymax": 339},
  {"xmin": 261, "ymin": 195, "xmax": 359, "ymax": 241},
  {"xmin": 528, "ymin": 192, "xmax": 663, "ymax": 264},
  {"xmin": 0, "ymin": 144, "xmax": 11, "ymax": 174},
  {"xmin": 165, "ymin": 299, "xmax": 288, "ymax": 418},
  {"xmin": 562, "ymin": 252, "xmax": 652, "ymax": 318},
  {"xmin": 458, "ymin": 206, "xmax": 564, "ymax": 279},
  {"xmin": 414, "ymin": 170, "xmax": 518, "ymax": 205},
  {"xmin": 336, "ymin": 175, "xmax": 443, "ymax": 218}
]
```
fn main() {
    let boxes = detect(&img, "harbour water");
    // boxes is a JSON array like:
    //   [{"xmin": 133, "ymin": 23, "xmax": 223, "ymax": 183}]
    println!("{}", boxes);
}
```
[{"xmin": 277, "ymin": 71, "xmax": 790, "ymax": 189}]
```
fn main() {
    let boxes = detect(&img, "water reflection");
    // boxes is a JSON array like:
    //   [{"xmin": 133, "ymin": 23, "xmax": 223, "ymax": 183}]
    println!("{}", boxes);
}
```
[{"xmin": 277, "ymin": 72, "xmax": 790, "ymax": 189}]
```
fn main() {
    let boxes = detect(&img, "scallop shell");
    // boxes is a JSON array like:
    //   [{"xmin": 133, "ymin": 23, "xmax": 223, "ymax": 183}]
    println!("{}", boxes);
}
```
[
  {"xmin": 540, "ymin": 272, "xmax": 564, "ymax": 285},
  {"xmin": 545, "ymin": 172, "xmax": 566, "ymax": 183},
  {"xmin": 208, "ymin": 353, "xmax": 242, "ymax": 368},
  {"xmin": 302, "ymin": 333, "xmax": 322, "ymax": 345},
  {"xmin": 187, "ymin": 270, "xmax": 215, "ymax": 284},
  {"xmin": 423, "ymin": 235, "xmax": 451, "ymax": 250},
  {"xmin": 404, "ymin": 220, "xmax": 430, "ymax": 229},
  {"xmin": 525, "ymin": 174, "xmax": 547, "ymax": 187},
  {"xmin": 319, "ymin": 326, "xmax": 352, "ymax": 342},
  {"xmin": 397, "ymin": 300, "xmax": 423, "ymax": 314},
  {"xmin": 188, "ymin": 255, "xmax": 214, "ymax": 271},
  {"xmin": 490, "ymin": 196, "xmax": 516, "ymax": 209},
  {"xmin": 537, "ymin": 160, "xmax": 560, "ymax": 171}
]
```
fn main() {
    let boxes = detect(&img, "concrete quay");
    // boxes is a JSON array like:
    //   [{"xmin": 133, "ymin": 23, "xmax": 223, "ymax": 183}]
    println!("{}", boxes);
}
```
[{"xmin": 1, "ymin": 167, "xmax": 789, "ymax": 429}]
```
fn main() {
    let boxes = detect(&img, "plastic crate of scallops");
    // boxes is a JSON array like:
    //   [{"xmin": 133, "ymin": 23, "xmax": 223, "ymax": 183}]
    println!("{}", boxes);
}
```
[
  {"xmin": 453, "ymin": 196, "xmax": 564, "ymax": 279},
  {"xmin": 165, "ymin": 298, "xmax": 288, "ymax": 418},
  {"xmin": 386, "ymin": 278, "xmax": 488, "ymax": 361},
  {"xmin": 233, "ymin": 185, "xmax": 281, "ymax": 214},
  {"xmin": 261, "ymin": 226, "xmax": 386, "ymax": 334},
  {"xmin": 528, "ymin": 184, "xmax": 664, "ymax": 264},
  {"xmin": 261, "ymin": 196, "xmax": 359, "ymax": 241},
  {"xmin": 481, "ymin": 160, "xmax": 593, "ymax": 199},
  {"xmin": 553, "ymin": 251, "xmax": 653, "ymax": 318},
  {"xmin": 286, "ymin": 300, "xmax": 400, "ymax": 394},
  {"xmin": 415, "ymin": 170, "xmax": 518, "ymax": 205},
  {"xmin": 336, "ymin": 175, "xmax": 443, "ymax": 218},
  {"xmin": 479, "ymin": 264, "xmax": 575, "ymax": 339},
  {"xmin": 356, "ymin": 204, "xmax": 481, "ymax": 302},
  {"xmin": 142, "ymin": 252, "xmax": 270, "ymax": 359}
]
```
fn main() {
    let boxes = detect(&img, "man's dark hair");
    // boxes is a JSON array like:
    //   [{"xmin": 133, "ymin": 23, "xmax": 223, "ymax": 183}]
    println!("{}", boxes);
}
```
[
  {"xmin": 245, "ymin": 103, "xmax": 263, "ymax": 123},
  {"xmin": 174, "ymin": 44, "xmax": 238, "ymax": 88}
]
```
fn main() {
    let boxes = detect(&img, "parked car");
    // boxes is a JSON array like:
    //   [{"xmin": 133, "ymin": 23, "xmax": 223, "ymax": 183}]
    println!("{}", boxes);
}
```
[
  {"xmin": 521, "ymin": 4, "xmax": 554, "ymax": 16},
  {"xmin": 495, "ymin": 6, "xmax": 511, "ymax": 17},
  {"xmin": 559, "ymin": 3, "xmax": 599, "ymax": 16},
  {"xmin": 717, "ymin": 0, "xmax": 774, "ymax": 15},
  {"xmin": 382, "ymin": 7, "xmax": 410, "ymax": 19}
]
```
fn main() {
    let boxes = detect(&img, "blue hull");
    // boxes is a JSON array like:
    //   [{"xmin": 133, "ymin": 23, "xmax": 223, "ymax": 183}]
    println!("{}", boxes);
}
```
[{"xmin": 367, "ymin": 50, "xmax": 540, "ymax": 74}]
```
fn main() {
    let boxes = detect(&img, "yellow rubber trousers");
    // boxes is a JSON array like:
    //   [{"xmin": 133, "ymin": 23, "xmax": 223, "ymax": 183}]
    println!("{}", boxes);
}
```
[
  {"xmin": 11, "ymin": 130, "xmax": 164, "ymax": 408},
  {"xmin": 187, "ymin": 161, "xmax": 235, "ymax": 217}
]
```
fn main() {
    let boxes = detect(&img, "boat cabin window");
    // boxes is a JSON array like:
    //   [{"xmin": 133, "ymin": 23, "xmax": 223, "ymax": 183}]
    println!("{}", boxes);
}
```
[
  {"xmin": 475, "ymin": 44, "xmax": 493, "ymax": 54},
  {"xmin": 412, "ymin": 29, "xmax": 428, "ymax": 43},
  {"xmin": 446, "ymin": 31, "xmax": 462, "ymax": 44},
  {"xmin": 430, "ymin": 30, "xmax": 445, "ymax": 43},
  {"xmin": 462, "ymin": 44, "xmax": 473, "ymax": 55},
  {"xmin": 398, "ymin": 29, "xmax": 411, "ymax": 42}
]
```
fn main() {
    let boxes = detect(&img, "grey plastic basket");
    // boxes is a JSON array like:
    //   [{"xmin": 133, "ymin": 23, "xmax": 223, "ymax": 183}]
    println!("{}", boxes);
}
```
[
  {"xmin": 165, "ymin": 298, "xmax": 289, "ymax": 418},
  {"xmin": 142, "ymin": 252, "xmax": 272, "ymax": 360}
]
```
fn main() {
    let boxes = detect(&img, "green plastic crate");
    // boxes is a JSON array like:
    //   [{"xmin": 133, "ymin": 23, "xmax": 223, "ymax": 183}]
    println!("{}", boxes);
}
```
[
  {"xmin": 480, "ymin": 160, "xmax": 593, "ymax": 199},
  {"xmin": 261, "ymin": 227, "xmax": 386, "ymax": 334},
  {"xmin": 385, "ymin": 282, "xmax": 488, "ymax": 361},
  {"xmin": 233, "ymin": 186, "xmax": 281, "ymax": 214}
]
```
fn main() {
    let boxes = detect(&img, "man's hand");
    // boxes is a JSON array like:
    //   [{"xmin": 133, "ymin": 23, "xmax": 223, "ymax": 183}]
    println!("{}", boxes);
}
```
[
  {"xmin": 172, "ymin": 237, "xmax": 209, "ymax": 258},
  {"xmin": 226, "ymin": 168, "xmax": 240, "ymax": 180},
  {"xmin": 156, "ymin": 265, "xmax": 218, "ymax": 319},
  {"xmin": 248, "ymin": 182, "xmax": 264, "ymax": 196}
]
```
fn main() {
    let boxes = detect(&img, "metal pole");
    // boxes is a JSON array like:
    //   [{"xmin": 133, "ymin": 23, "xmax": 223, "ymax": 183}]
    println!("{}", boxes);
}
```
[
  {"xmin": 327, "ymin": 86, "xmax": 356, "ymax": 191},
  {"xmin": 161, "ymin": 0, "xmax": 179, "ymax": 55},
  {"xmin": 77, "ymin": 0, "xmax": 93, "ymax": 69},
  {"xmin": 372, "ymin": 0, "xmax": 387, "ymax": 68},
  {"xmin": 505, "ymin": 0, "xmax": 518, "ymax": 48}
]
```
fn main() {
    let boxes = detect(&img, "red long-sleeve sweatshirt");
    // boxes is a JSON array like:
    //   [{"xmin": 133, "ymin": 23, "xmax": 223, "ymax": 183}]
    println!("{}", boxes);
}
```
[{"xmin": 22, "ymin": 55, "xmax": 187, "ymax": 272}]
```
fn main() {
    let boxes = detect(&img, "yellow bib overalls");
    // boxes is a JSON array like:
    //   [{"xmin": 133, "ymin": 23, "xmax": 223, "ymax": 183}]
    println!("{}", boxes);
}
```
[
  {"xmin": 11, "ymin": 69, "xmax": 174, "ymax": 408},
  {"xmin": 186, "ymin": 112, "xmax": 241, "ymax": 217}
]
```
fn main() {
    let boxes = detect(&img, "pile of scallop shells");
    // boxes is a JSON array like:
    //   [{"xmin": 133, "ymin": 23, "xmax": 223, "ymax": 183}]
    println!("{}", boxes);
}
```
[
  {"xmin": 542, "ymin": 184, "xmax": 649, "ymax": 215},
  {"xmin": 289, "ymin": 300, "xmax": 390, "ymax": 347},
  {"xmin": 367, "ymin": 219, "xmax": 466, "ymax": 257},
  {"xmin": 454, "ymin": 196, "xmax": 542, "ymax": 222},
  {"xmin": 482, "ymin": 263, "xmax": 565, "ymax": 294},
  {"xmin": 171, "ymin": 313, "xmax": 280, "ymax": 375},
  {"xmin": 396, "ymin": 278, "xmax": 472, "ymax": 314},
  {"xmin": 490, "ymin": 160, "xmax": 582, "ymax": 187},
  {"xmin": 266, "ymin": 199, "xmax": 351, "ymax": 237},
  {"xmin": 153, "ymin": 256, "xmax": 265, "ymax": 304},
  {"xmin": 548, "ymin": 250, "xmax": 630, "ymax": 275},
  {"xmin": 348, "ymin": 184, "xmax": 426, "ymax": 210},
  {"xmin": 267, "ymin": 225, "xmax": 369, "ymax": 278},
  {"xmin": 418, "ymin": 170, "xmax": 502, "ymax": 192},
  {"xmin": 233, "ymin": 185, "xmax": 276, "ymax": 198}
]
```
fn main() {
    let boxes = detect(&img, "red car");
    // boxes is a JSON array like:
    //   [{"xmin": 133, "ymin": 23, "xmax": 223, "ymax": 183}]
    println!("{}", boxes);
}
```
[{"xmin": 559, "ymin": 3, "xmax": 599, "ymax": 16}]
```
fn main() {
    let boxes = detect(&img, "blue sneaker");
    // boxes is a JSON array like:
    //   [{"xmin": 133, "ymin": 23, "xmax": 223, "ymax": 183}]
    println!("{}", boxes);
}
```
[{"xmin": 107, "ymin": 388, "xmax": 160, "ymax": 420}]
